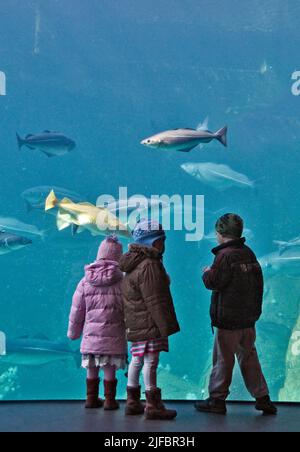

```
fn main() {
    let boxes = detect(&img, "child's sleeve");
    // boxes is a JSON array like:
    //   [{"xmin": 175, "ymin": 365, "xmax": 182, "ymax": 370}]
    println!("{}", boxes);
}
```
[
  {"xmin": 139, "ymin": 263, "xmax": 179, "ymax": 337},
  {"xmin": 202, "ymin": 254, "xmax": 232, "ymax": 291},
  {"xmin": 67, "ymin": 280, "xmax": 86, "ymax": 340}
]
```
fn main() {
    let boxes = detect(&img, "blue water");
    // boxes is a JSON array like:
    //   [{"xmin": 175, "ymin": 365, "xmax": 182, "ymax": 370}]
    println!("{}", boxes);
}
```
[{"xmin": 0, "ymin": 0, "xmax": 300, "ymax": 401}]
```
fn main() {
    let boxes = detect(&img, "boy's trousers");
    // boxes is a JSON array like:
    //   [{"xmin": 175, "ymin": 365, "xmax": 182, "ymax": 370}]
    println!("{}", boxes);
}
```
[{"xmin": 209, "ymin": 327, "xmax": 269, "ymax": 400}]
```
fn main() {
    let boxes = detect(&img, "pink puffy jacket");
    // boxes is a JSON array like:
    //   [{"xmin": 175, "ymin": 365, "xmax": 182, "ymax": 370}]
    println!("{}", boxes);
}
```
[{"xmin": 68, "ymin": 259, "xmax": 127, "ymax": 356}]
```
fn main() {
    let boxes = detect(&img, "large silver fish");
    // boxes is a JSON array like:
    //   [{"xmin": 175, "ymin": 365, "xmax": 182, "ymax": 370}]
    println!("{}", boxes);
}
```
[
  {"xmin": 97, "ymin": 197, "xmax": 169, "ymax": 217},
  {"xmin": 273, "ymin": 236, "xmax": 300, "ymax": 256},
  {"xmin": 0, "ymin": 334, "xmax": 80, "ymax": 368},
  {"xmin": 0, "ymin": 231, "xmax": 32, "ymax": 255},
  {"xmin": 141, "ymin": 120, "xmax": 227, "ymax": 152},
  {"xmin": 0, "ymin": 217, "xmax": 46, "ymax": 240},
  {"xmin": 100, "ymin": 198, "xmax": 170, "ymax": 230},
  {"xmin": 259, "ymin": 249, "xmax": 300, "ymax": 276},
  {"xmin": 16, "ymin": 131, "xmax": 76, "ymax": 158},
  {"xmin": 181, "ymin": 162, "xmax": 254, "ymax": 190}
]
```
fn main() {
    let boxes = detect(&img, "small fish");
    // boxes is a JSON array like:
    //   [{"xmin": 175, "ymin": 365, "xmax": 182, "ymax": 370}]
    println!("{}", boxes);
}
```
[
  {"xmin": 0, "ymin": 230, "xmax": 32, "ymax": 256},
  {"xmin": 0, "ymin": 334, "xmax": 81, "ymax": 368},
  {"xmin": 260, "ymin": 60, "xmax": 272, "ymax": 75},
  {"xmin": 202, "ymin": 228, "xmax": 254, "ymax": 243},
  {"xmin": 273, "ymin": 236, "xmax": 300, "ymax": 256},
  {"xmin": 45, "ymin": 190, "xmax": 131, "ymax": 239},
  {"xmin": 141, "ymin": 119, "xmax": 228, "ymax": 152},
  {"xmin": 16, "ymin": 131, "xmax": 76, "ymax": 158},
  {"xmin": 22, "ymin": 186, "xmax": 83, "ymax": 213},
  {"xmin": 181, "ymin": 162, "xmax": 255, "ymax": 190},
  {"xmin": 0, "ymin": 217, "xmax": 47, "ymax": 240}
]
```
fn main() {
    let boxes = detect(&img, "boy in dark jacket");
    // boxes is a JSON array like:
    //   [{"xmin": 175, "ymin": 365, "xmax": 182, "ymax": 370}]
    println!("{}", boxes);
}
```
[
  {"xmin": 195, "ymin": 214, "xmax": 277, "ymax": 415},
  {"xmin": 120, "ymin": 219, "xmax": 180, "ymax": 420}
]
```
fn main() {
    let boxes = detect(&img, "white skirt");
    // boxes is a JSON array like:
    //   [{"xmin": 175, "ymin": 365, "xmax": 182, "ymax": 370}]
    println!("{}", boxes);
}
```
[{"xmin": 82, "ymin": 354, "xmax": 127, "ymax": 370}]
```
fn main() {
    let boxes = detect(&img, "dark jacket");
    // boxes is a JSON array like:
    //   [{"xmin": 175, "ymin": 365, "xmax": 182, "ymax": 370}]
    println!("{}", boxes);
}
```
[
  {"xmin": 203, "ymin": 238, "xmax": 264, "ymax": 330},
  {"xmin": 119, "ymin": 244, "xmax": 180, "ymax": 342}
]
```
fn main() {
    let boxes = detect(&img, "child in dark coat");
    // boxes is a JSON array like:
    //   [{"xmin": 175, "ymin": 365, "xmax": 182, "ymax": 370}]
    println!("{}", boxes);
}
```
[
  {"xmin": 195, "ymin": 214, "xmax": 277, "ymax": 416},
  {"xmin": 120, "ymin": 220, "xmax": 180, "ymax": 420}
]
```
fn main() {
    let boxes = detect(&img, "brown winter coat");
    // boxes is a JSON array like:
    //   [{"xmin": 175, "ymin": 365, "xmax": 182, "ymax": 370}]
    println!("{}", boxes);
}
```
[{"xmin": 119, "ymin": 245, "xmax": 180, "ymax": 342}]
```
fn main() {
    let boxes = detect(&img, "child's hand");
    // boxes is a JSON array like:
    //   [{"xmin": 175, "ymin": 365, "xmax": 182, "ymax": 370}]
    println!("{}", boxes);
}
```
[{"xmin": 202, "ymin": 266, "xmax": 211, "ymax": 273}]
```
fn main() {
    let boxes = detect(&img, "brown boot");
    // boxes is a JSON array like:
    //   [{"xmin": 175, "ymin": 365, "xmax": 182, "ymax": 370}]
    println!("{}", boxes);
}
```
[
  {"xmin": 125, "ymin": 386, "xmax": 145, "ymax": 416},
  {"xmin": 145, "ymin": 388, "xmax": 177, "ymax": 420},
  {"xmin": 104, "ymin": 380, "xmax": 120, "ymax": 411},
  {"xmin": 85, "ymin": 379, "xmax": 103, "ymax": 409}
]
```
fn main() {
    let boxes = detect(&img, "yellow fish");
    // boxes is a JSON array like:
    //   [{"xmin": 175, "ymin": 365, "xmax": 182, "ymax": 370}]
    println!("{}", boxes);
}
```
[{"xmin": 45, "ymin": 190, "xmax": 131, "ymax": 239}]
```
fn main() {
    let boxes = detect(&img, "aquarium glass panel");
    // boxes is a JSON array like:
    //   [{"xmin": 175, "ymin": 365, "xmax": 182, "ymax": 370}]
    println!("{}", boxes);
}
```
[{"xmin": 0, "ymin": 0, "xmax": 299, "ymax": 401}]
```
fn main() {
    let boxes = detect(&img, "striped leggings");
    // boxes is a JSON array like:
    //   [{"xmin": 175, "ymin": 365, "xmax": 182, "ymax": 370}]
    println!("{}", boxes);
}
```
[{"xmin": 127, "ymin": 352, "xmax": 160, "ymax": 391}]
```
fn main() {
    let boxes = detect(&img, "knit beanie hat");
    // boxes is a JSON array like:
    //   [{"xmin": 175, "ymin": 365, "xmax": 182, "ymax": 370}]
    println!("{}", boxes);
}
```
[
  {"xmin": 97, "ymin": 236, "xmax": 123, "ymax": 262},
  {"xmin": 216, "ymin": 213, "xmax": 244, "ymax": 239},
  {"xmin": 132, "ymin": 219, "xmax": 166, "ymax": 248}
]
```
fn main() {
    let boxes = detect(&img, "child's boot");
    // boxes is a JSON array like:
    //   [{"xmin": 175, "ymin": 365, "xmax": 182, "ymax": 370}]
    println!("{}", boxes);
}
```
[
  {"xmin": 104, "ymin": 380, "xmax": 120, "ymax": 410},
  {"xmin": 195, "ymin": 398, "xmax": 227, "ymax": 415},
  {"xmin": 86, "ymin": 379, "xmax": 103, "ymax": 409},
  {"xmin": 255, "ymin": 395, "xmax": 277, "ymax": 415},
  {"xmin": 145, "ymin": 388, "xmax": 177, "ymax": 420},
  {"xmin": 125, "ymin": 386, "xmax": 145, "ymax": 416}
]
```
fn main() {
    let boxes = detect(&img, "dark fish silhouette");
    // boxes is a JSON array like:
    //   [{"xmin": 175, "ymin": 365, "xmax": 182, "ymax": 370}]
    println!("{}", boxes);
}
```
[
  {"xmin": 0, "ymin": 230, "xmax": 32, "ymax": 255},
  {"xmin": 22, "ymin": 186, "xmax": 83, "ymax": 213},
  {"xmin": 16, "ymin": 131, "xmax": 76, "ymax": 158}
]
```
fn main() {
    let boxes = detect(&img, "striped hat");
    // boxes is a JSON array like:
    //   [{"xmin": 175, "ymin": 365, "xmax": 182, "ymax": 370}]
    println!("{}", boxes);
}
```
[{"xmin": 132, "ymin": 219, "xmax": 166, "ymax": 248}]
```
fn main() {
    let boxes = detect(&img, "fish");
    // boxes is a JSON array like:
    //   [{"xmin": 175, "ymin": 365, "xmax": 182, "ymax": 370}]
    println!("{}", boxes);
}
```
[
  {"xmin": 259, "ymin": 249, "xmax": 300, "ymax": 276},
  {"xmin": 0, "ymin": 217, "xmax": 47, "ymax": 240},
  {"xmin": 141, "ymin": 119, "xmax": 228, "ymax": 152},
  {"xmin": 0, "ymin": 334, "xmax": 81, "ymax": 368},
  {"xmin": 16, "ymin": 131, "xmax": 76, "ymax": 158},
  {"xmin": 104, "ymin": 198, "xmax": 169, "ymax": 230},
  {"xmin": 273, "ymin": 236, "xmax": 300, "ymax": 256},
  {"xmin": 0, "ymin": 231, "xmax": 32, "ymax": 256},
  {"xmin": 202, "ymin": 227, "xmax": 254, "ymax": 244},
  {"xmin": 101, "ymin": 198, "xmax": 169, "ymax": 216},
  {"xmin": 181, "ymin": 162, "xmax": 255, "ymax": 190},
  {"xmin": 45, "ymin": 190, "xmax": 131, "ymax": 239},
  {"xmin": 22, "ymin": 186, "xmax": 83, "ymax": 213}
]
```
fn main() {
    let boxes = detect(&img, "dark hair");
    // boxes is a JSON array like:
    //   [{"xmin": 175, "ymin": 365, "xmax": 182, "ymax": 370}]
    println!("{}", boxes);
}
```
[{"xmin": 215, "ymin": 213, "xmax": 244, "ymax": 239}]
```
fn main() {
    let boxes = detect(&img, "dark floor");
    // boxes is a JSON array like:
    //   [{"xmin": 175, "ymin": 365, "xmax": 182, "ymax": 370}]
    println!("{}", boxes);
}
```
[{"xmin": 0, "ymin": 401, "xmax": 299, "ymax": 432}]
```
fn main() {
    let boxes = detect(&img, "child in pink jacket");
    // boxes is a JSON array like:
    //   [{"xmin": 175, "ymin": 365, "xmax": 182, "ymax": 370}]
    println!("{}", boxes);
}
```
[{"xmin": 68, "ymin": 236, "xmax": 127, "ymax": 410}]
